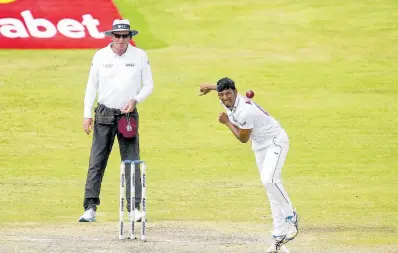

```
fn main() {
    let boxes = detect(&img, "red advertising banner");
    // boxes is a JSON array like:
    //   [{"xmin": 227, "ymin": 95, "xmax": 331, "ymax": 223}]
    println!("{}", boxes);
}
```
[{"xmin": 0, "ymin": 0, "xmax": 133, "ymax": 49}]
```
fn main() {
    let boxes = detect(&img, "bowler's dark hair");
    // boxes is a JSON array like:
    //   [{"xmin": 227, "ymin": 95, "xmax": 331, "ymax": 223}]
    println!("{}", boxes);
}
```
[{"xmin": 216, "ymin": 77, "xmax": 236, "ymax": 92}]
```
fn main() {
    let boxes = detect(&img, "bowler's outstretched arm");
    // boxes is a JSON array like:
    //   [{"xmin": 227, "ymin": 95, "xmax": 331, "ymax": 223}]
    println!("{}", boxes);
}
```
[{"xmin": 199, "ymin": 84, "xmax": 216, "ymax": 95}]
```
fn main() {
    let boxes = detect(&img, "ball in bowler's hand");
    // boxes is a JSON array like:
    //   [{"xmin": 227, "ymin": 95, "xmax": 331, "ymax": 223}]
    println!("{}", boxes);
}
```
[{"xmin": 246, "ymin": 90, "xmax": 255, "ymax": 99}]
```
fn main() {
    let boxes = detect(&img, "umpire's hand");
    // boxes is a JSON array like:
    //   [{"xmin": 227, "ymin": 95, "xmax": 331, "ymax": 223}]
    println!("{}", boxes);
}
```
[
  {"xmin": 121, "ymin": 99, "xmax": 137, "ymax": 114},
  {"xmin": 83, "ymin": 118, "xmax": 93, "ymax": 135}
]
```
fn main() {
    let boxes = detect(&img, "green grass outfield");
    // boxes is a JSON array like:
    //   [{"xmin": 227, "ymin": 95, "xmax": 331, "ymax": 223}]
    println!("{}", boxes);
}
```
[{"xmin": 0, "ymin": 0, "xmax": 397, "ymax": 250}]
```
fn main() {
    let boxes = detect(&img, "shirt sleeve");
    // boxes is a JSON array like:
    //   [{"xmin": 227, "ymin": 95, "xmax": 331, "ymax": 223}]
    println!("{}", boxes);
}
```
[
  {"xmin": 238, "ymin": 108, "xmax": 255, "ymax": 129},
  {"xmin": 83, "ymin": 53, "xmax": 99, "ymax": 118},
  {"xmin": 132, "ymin": 51, "xmax": 154, "ymax": 103}
]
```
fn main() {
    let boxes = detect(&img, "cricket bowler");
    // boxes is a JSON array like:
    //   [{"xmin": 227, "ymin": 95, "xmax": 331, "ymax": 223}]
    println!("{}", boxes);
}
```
[{"xmin": 199, "ymin": 77, "xmax": 299, "ymax": 253}]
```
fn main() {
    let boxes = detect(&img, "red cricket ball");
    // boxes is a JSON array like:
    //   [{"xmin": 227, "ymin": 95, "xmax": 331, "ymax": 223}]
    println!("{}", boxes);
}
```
[{"xmin": 246, "ymin": 90, "xmax": 255, "ymax": 99}]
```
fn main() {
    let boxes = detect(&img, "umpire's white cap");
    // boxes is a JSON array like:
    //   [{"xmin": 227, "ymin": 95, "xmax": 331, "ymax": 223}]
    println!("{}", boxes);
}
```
[{"xmin": 104, "ymin": 19, "xmax": 139, "ymax": 36}]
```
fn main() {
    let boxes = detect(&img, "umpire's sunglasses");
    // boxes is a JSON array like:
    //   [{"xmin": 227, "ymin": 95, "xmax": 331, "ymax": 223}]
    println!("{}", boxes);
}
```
[{"xmin": 112, "ymin": 33, "xmax": 131, "ymax": 39}]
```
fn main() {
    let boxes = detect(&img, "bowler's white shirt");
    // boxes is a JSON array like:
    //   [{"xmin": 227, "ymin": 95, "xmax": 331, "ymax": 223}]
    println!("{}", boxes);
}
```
[
  {"xmin": 84, "ymin": 43, "xmax": 154, "ymax": 118},
  {"xmin": 222, "ymin": 94, "xmax": 282, "ymax": 151}
]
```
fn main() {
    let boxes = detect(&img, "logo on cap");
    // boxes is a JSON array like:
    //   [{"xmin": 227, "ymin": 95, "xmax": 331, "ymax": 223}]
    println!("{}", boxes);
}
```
[{"xmin": 117, "ymin": 24, "xmax": 128, "ymax": 29}]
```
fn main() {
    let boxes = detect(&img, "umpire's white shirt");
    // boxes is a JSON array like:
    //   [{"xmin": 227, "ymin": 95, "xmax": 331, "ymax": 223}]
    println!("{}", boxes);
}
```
[
  {"xmin": 84, "ymin": 43, "xmax": 154, "ymax": 118},
  {"xmin": 222, "ymin": 94, "xmax": 283, "ymax": 151}
]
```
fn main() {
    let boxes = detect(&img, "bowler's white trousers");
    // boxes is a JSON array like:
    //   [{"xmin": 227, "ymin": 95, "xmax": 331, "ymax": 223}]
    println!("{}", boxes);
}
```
[{"xmin": 254, "ymin": 128, "xmax": 294, "ymax": 236}]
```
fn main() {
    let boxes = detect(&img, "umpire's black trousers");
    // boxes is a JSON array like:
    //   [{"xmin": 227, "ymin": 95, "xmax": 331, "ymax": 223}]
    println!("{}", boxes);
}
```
[{"xmin": 83, "ymin": 104, "xmax": 141, "ymax": 212}]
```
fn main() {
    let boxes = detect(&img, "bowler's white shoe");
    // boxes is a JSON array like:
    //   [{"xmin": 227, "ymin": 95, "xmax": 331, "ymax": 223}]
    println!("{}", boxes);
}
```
[
  {"xmin": 78, "ymin": 208, "xmax": 96, "ymax": 222},
  {"xmin": 286, "ymin": 211, "xmax": 299, "ymax": 240},
  {"xmin": 266, "ymin": 235, "xmax": 287, "ymax": 253},
  {"xmin": 129, "ymin": 209, "xmax": 142, "ymax": 222}
]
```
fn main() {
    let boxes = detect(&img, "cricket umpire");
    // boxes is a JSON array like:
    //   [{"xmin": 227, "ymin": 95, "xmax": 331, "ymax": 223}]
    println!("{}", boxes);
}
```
[{"xmin": 79, "ymin": 19, "xmax": 154, "ymax": 222}]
